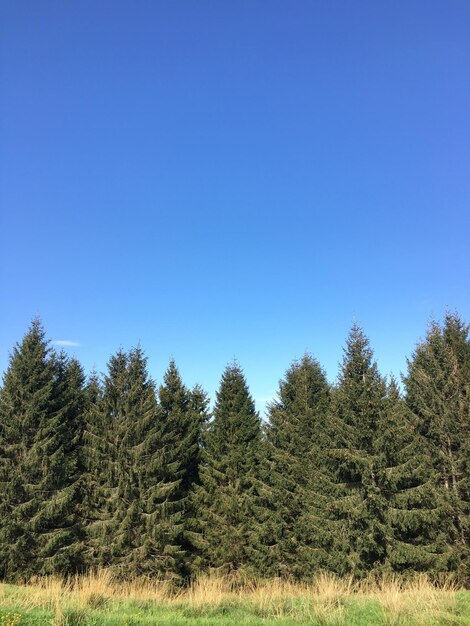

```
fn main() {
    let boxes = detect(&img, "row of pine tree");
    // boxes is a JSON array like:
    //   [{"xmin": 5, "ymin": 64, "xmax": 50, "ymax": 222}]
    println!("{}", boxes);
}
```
[{"xmin": 0, "ymin": 314, "xmax": 468, "ymax": 583}]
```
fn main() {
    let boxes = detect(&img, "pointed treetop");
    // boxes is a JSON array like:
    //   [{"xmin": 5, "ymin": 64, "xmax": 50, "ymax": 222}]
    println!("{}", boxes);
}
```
[
  {"xmin": 215, "ymin": 361, "xmax": 257, "ymax": 417},
  {"xmin": 339, "ymin": 323, "xmax": 378, "ymax": 384},
  {"xmin": 159, "ymin": 359, "xmax": 189, "ymax": 413},
  {"xmin": 387, "ymin": 374, "xmax": 401, "ymax": 400}
]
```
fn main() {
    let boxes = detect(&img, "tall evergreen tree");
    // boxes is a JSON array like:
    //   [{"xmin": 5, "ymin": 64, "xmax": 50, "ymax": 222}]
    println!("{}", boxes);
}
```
[
  {"xmin": 377, "ymin": 378, "xmax": 450, "ymax": 574},
  {"xmin": 197, "ymin": 363, "xmax": 267, "ymax": 573},
  {"xmin": 266, "ymin": 354, "xmax": 330, "ymax": 578},
  {"xmin": 83, "ymin": 350, "xmax": 125, "ymax": 569},
  {"xmin": 404, "ymin": 313, "xmax": 470, "ymax": 574},
  {"xmin": 84, "ymin": 354, "xmax": 207, "ymax": 579},
  {"xmin": 112, "ymin": 347, "xmax": 158, "ymax": 575},
  {"xmin": 81, "ymin": 370, "xmax": 106, "ymax": 569},
  {"xmin": 183, "ymin": 383, "xmax": 211, "ymax": 575},
  {"xmin": 143, "ymin": 360, "xmax": 205, "ymax": 578},
  {"xmin": 0, "ymin": 320, "xmax": 84, "ymax": 579},
  {"xmin": 325, "ymin": 324, "xmax": 388, "ymax": 576},
  {"xmin": 83, "ymin": 347, "xmax": 158, "ymax": 575}
]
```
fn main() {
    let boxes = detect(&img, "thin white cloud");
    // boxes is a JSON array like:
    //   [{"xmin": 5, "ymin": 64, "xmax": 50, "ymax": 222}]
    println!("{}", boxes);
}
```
[{"xmin": 52, "ymin": 340, "xmax": 80, "ymax": 347}]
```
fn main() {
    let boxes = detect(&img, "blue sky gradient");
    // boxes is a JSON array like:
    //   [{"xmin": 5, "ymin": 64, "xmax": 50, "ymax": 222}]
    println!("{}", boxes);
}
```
[{"xmin": 1, "ymin": 1, "xmax": 469, "ymax": 411}]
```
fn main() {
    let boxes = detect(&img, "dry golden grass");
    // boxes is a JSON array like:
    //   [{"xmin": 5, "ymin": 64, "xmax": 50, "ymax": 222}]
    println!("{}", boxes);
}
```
[
  {"xmin": 0, "ymin": 569, "xmax": 465, "ymax": 625},
  {"xmin": 371, "ymin": 575, "xmax": 458, "ymax": 626}
]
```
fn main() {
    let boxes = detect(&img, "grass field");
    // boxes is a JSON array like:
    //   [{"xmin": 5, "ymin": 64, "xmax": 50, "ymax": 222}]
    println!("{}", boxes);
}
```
[{"xmin": 1, "ymin": 571, "xmax": 469, "ymax": 625}]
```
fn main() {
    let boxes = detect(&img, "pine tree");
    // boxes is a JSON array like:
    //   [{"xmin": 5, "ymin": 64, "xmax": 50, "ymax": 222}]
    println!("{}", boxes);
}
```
[
  {"xmin": 325, "ymin": 324, "xmax": 388, "ymax": 576},
  {"xmin": 0, "ymin": 320, "xmax": 84, "ymax": 579},
  {"xmin": 183, "ymin": 383, "xmax": 211, "ymax": 575},
  {"xmin": 266, "ymin": 354, "xmax": 330, "ymax": 578},
  {"xmin": 83, "ymin": 350, "xmax": 126, "ymax": 569},
  {"xmin": 37, "ymin": 351, "xmax": 86, "ymax": 575},
  {"xmin": 142, "ymin": 360, "xmax": 204, "ymax": 579},
  {"xmin": 81, "ymin": 370, "xmax": 106, "ymax": 569},
  {"xmin": 83, "ymin": 353, "xmax": 206, "ymax": 579},
  {"xmin": 197, "ymin": 363, "xmax": 267, "ymax": 574},
  {"xmin": 404, "ymin": 313, "xmax": 470, "ymax": 574},
  {"xmin": 112, "ymin": 347, "xmax": 158, "ymax": 575},
  {"xmin": 83, "ymin": 348, "xmax": 158, "ymax": 576},
  {"xmin": 377, "ymin": 378, "xmax": 450, "ymax": 574}
]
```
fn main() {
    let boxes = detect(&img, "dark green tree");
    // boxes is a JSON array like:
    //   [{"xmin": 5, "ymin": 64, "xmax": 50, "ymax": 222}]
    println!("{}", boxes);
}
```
[
  {"xmin": 143, "ymin": 360, "xmax": 206, "ymax": 579},
  {"xmin": 326, "ymin": 324, "xmax": 388, "ymax": 576},
  {"xmin": 266, "ymin": 354, "xmax": 330, "ymax": 577},
  {"xmin": 377, "ymin": 378, "xmax": 450, "ymax": 575},
  {"xmin": 83, "ymin": 350, "xmax": 126, "ymax": 569},
  {"xmin": 81, "ymin": 370, "xmax": 106, "ymax": 569},
  {"xmin": 404, "ymin": 313, "xmax": 470, "ymax": 575},
  {"xmin": 83, "ymin": 347, "xmax": 158, "ymax": 575},
  {"xmin": 0, "ymin": 320, "xmax": 85, "ymax": 579},
  {"xmin": 183, "ymin": 383, "xmax": 211, "ymax": 575},
  {"xmin": 197, "ymin": 363, "xmax": 268, "ymax": 574},
  {"xmin": 112, "ymin": 347, "xmax": 158, "ymax": 575},
  {"xmin": 84, "ymin": 354, "xmax": 207, "ymax": 579}
]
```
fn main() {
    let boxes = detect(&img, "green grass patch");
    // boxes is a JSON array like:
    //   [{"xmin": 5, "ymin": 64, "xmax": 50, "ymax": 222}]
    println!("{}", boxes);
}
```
[{"xmin": 1, "ymin": 576, "xmax": 469, "ymax": 625}]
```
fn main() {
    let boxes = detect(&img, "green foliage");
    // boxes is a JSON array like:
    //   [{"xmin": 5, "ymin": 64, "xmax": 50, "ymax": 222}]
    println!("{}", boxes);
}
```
[
  {"xmin": 404, "ymin": 312, "xmax": 470, "ymax": 575},
  {"xmin": 182, "ymin": 383, "xmax": 211, "ymax": 574},
  {"xmin": 325, "ymin": 324, "xmax": 388, "ymax": 576},
  {"xmin": 266, "ymin": 354, "xmax": 331, "ymax": 577},
  {"xmin": 145, "ymin": 360, "xmax": 206, "ymax": 578},
  {"xmin": 83, "ymin": 348, "xmax": 160, "ymax": 574},
  {"xmin": 0, "ymin": 313, "xmax": 469, "ymax": 582},
  {"xmin": 377, "ymin": 379, "xmax": 450, "ymax": 574},
  {"xmin": 83, "ymin": 353, "xmax": 207, "ymax": 579},
  {"xmin": 197, "ymin": 363, "xmax": 269, "ymax": 573},
  {"xmin": 0, "ymin": 319, "xmax": 84, "ymax": 579}
]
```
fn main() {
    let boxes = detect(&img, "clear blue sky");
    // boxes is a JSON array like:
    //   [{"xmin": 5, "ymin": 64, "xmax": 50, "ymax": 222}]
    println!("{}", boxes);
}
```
[{"xmin": 1, "ymin": 1, "xmax": 469, "ymax": 412}]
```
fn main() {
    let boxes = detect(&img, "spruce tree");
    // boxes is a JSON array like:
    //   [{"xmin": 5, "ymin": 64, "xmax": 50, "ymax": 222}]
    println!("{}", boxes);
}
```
[
  {"xmin": 81, "ymin": 370, "xmax": 106, "ymax": 569},
  {"xmin": 38, "ymin": 351, "xmax": 86, "ymax": 574},
  {"xmin": 112, "ymin": 347, "xmax": 158, "ymax": 575},
  {"xmin": 142, "ymin": 360, "xmax": 204, "ymax": 578},
  {"xmin": 197, "ymin": 363, "xmax": 268, "ymax": 574},
  {"xmin": 266, "ymin": 354, "xmax": 330, "ymax": 578},
  {"xmin": 404, "ymin": 313, "xmax": 470, "ymax": 574},
  {"xmin": 83, "ymin": 350, "xmax": 126, "ymax": 569},
  {"xmin": 377, "ymin": 378, "xmax": 450, "ymax": 574},
  {"xmin": 326, "ymin": 324, "xmax": 388, "ymax": 576},
  {"xmin": 0, "ymin": 320, "xmax": 84, "ymax": 579},
  {"xmin": 183, "ymin": 383, "xmax": 211, "ymax": 575},
  {"xmin": 84, "ymin": 353, "xmax": 206, "ymax": 579},
  {"xmin": 84, "ymin": 347, "xmax": 158, "ymax": 576}
]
